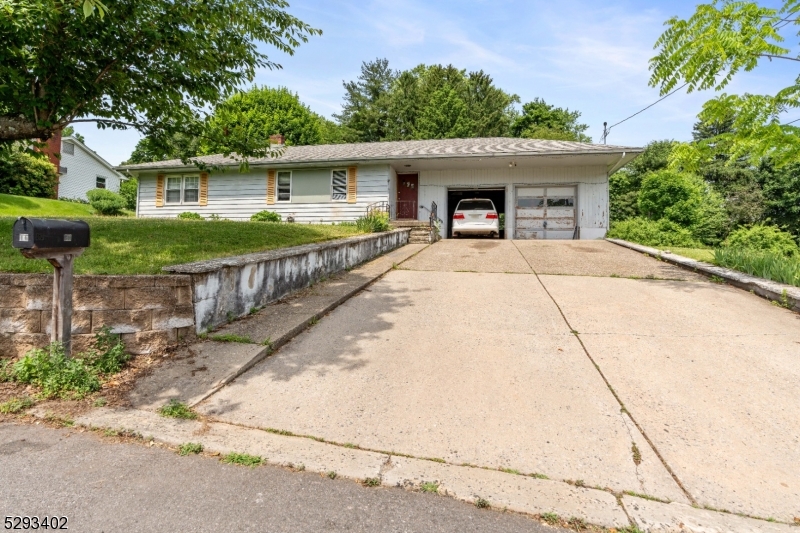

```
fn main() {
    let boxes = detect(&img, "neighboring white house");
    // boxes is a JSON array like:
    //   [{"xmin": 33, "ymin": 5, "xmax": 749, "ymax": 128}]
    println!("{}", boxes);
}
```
[
  {"xmin": 57, "ymin": 136, "xmax": 126, "ymax": 201},
  {"xmin": 117, "ymin": 138, "xmax": 641, "ymax": 240}
]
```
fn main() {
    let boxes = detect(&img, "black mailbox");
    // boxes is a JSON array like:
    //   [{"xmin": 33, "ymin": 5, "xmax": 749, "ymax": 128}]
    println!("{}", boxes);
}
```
[{"xmin": 12, "ymin": 218, "xmax": 90, "ymax": 250}]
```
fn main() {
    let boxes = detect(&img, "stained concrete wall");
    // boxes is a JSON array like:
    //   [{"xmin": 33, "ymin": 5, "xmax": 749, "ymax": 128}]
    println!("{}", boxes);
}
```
[
  {"xmin": 0, "ymin": 274, "xmax": 195, "ymax": 358},
  {"xmin": 165, "ymin": 230, "xmax": 411, "ymax": 333}
]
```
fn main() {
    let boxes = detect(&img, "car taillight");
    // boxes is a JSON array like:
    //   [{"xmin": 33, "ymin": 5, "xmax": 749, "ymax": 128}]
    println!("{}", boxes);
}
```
[
  {"xmin": 453, "ymin": 213, "xmax": 465, "ymax": 220},
  {"xmin": 486, "ymin": 213, "xmax": 498, "ymax": 219}
]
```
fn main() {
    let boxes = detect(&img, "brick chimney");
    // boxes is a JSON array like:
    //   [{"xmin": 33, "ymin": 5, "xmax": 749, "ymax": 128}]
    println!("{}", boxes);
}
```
[{"xmin": 269, "ymin": 134, "xmax": 285, "ymax": 147}]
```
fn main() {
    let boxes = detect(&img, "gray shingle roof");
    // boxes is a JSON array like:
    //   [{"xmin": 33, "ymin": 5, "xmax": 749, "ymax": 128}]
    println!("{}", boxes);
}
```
[{"xmin": 117, "ymin": 137, "xmax": 641, "ymax": 171}]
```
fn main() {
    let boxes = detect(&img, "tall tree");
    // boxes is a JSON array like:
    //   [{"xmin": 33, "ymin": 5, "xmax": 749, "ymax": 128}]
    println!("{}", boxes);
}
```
[
  {"xmin": 335, "ymin": 59, "xmax": 396, "ymax": 143},
  {"xmin": 338, "ymin": 60, "xmax": 518, "ymax": 141},
  {"xmin": 510, "ymin": 98, "xmax": 591, "ymax": 142},
  {"xmin": 649, "ymin": 0, "xmax": 800, "ymax": 169},
  {"xmin": 0, "ymin": 0, "xmax": 320, "ymax": 162},
  {"xmin": 610, "ymin": 140, "xmax": 675, "ymax": 221}
]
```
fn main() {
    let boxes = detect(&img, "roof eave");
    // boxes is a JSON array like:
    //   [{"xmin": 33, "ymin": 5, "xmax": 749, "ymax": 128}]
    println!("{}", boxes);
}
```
[{"xmin": 116, "ymin": 147, "xmax": 643, "ymax": 174}]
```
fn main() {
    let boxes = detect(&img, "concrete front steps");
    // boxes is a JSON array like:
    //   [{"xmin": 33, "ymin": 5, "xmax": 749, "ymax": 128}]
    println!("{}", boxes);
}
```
[{"xmin": 391, "ymin": 220, "xmax": 440, "ymax": 244}]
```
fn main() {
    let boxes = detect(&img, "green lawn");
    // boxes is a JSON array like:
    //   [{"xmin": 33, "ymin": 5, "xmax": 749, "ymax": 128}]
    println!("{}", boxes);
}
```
[
  {"xmin": 0, "ymin": 193, "xmax": 96, "ymax": 218},
  {"xmin": 661, "ymin": 247, "xmax": 715, "ymax": 263},
  {"xmin": 1, "ymin": 218, "xmax": 363, "ymax": 275}
]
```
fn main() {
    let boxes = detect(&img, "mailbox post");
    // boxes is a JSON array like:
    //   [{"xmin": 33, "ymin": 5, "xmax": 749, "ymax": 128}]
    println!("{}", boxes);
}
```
[{"xmin": 12, "ymin": 218, "xmax": 90, "ymax": 357}]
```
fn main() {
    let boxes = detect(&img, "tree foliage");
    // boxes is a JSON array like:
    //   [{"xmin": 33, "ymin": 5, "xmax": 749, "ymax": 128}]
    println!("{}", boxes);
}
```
[
  {"xmin": 118, "ymin": 177, "xmax": 138, "ymax": 210},
  {"xmin": 610, "ymin": 140, "xmax": 675, "ymax": 221},
  {"xmin": 336, "ymin": 59, "xmax": 522, "ymax": 142},
  {"xmin": 201, "ymin": 87, "xmax": 325, "ymax": 155},
  {"xmin": 0, "ymin": 0, "xmax": 320, "ymax": 163},
  {"xmin": 650, "ymin": 0, "xmax": 800, "ymax": 168},
  {"xmin": 510, "ymin": 98, "xmax": 591, "ymax": 142}
]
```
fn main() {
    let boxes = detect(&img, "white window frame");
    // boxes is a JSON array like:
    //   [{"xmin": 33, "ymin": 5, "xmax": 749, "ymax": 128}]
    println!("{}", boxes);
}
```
[
  {"xmin": 96, "ymin": 176, "xmax": 107, "ymax": 189},
  {"xmin": 331, "ymin": 169, "xmax": 348, "ymax": 202},
  {"xmin": 276, "ymin": 171, "xmax": 292, "ymax": 203},
  {"xmin": 183, "ymin": 176, "xmax": 200, "ymax": 204},
  {"xmin": 165, "ymin": 175, "xmax": 200, "ymax": 205}
]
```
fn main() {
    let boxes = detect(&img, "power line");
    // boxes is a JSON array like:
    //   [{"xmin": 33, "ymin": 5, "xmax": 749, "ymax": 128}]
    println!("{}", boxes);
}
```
[{"xmin": 602, "ymin": 83, "xmax": 689, "ymax": 144}]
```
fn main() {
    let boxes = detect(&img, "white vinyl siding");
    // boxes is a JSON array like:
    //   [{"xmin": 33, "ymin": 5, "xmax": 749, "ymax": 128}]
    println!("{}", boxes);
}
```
[
  {"xmin": 137, "ymin": 165, "xmax": 391, "ymax": 222},
  {"xmin": 417, "ymin": 166, "xmax": 609, "ymax": 240},
  {"xmin": 331, "ymin": 170, "xmax": 347, "ymax": 201},
  {"xmin": 56, "ymin": 139, "xmax": 125, "ymax": 201},
  {"xmin": 276, "ymin": 171, "xmax": 291, "ymax": 202}
]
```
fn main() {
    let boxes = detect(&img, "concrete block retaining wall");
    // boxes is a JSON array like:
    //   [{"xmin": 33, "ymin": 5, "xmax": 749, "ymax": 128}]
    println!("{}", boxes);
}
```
[
  {"xmin": 165, "ymin": 229, "xmax": 411, "ymax": 333},
  {"xmin": 0, "ymin": 274, "xmax": 195, "ymax": 358}
]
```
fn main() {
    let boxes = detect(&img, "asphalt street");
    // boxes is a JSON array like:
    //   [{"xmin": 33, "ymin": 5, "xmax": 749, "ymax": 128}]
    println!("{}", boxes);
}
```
[{"xmin": 0, "ymin": 423, "xmax": 561, "ymax": 533}]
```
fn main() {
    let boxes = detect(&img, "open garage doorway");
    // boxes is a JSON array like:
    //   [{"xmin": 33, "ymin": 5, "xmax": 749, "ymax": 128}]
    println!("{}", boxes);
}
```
[{"xmin": 446, "ymin": 188, "xmax": 506, "ymax": 239}]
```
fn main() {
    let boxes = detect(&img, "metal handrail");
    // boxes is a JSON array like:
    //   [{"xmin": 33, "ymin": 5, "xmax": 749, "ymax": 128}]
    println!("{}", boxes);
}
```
[
  {"xmin": 366, "ymin": 201, "xmax": 391, "ymax": 217},
  {"xmin": 429, "ymin": 201, "xmax": 438, "ymax": 229}
]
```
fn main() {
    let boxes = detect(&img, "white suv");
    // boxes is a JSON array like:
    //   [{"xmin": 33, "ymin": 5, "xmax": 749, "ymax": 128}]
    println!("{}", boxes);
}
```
[{"xmin": 452, "ymin": 199, "xmax": 499, "ymax": 238}]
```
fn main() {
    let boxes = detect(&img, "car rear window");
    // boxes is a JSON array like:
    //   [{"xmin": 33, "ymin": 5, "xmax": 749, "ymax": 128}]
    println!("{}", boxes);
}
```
[{"xmin": 457, "ymin": 200, "xmax": 494, "ymax": 211}]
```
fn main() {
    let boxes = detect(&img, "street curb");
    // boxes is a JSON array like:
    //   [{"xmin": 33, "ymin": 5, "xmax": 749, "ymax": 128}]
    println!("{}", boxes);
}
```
[
  {"xmin": 65, "ymin": 408, "xmax": 798, "ymax": 532},
  {"xmin": 606, "ymin": 238, "xmax": 799, "ymax": 311},
  {"xmin": 188, "ymin": 243, "xmax": 430, "ymax": 408}
]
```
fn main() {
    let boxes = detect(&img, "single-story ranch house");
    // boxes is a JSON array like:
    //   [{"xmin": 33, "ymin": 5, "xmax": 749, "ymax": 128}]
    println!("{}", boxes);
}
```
[{"xmin": 117, "ymin": 138, "xmax": 641, "ymax": 240}]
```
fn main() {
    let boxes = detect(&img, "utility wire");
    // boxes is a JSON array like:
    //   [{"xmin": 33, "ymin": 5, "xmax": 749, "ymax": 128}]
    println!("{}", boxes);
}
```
[{"xmin": 602, "ymin": 83, "xmax": 689, "ymax": 143}]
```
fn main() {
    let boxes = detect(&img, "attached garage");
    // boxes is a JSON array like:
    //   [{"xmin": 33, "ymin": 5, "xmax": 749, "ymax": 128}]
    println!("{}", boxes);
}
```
[
  {"xmin": 446, "ymin": 188, "xmax": 506, "ymax": 238},
  {"xmin": 515, "ymin": 186, "xmax": 577, "ymax": 239}
]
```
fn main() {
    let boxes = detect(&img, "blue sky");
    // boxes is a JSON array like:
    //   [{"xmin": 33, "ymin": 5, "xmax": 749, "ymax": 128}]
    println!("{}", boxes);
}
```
[{"xmin": 73, "ymin": 0, "xmax": 800, "ymax": 165}]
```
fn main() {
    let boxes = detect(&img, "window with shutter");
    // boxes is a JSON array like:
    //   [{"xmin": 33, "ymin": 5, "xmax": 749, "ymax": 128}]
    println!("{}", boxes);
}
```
[
  {"xmin": 277, "ymin": 171, "xmax": 291, "ymax": 202},
  {"xmin": 331, "ymin": 170, "xmax": 347, "ymax": 201}
]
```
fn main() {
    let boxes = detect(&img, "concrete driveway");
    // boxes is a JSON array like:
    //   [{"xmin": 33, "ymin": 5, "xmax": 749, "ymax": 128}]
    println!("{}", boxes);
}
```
[{"xmin": 199, "ymin": 239, "xmax": 800, "ymax": 522}]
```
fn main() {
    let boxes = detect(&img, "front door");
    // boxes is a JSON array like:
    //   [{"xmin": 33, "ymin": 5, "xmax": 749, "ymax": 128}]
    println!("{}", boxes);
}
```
[
  {"xmin": 397, "ymin": 174, "xmax": 418, "ymax": 219},
  {"xmin": 515, "ymin": 186, "xmax": 576, "ymax": 239}
]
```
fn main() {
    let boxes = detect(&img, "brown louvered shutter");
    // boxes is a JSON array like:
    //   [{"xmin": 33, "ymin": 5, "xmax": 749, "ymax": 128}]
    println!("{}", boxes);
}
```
[
  {"xmin": 266, "ymin": 170, "xmax": 276, "ymax": 204},
  {"xmin": 346, "ymin": 167, "xmax": 357, "ymax": 204},
  {"xmin": 199, "ymin": 173, "xmax": 209, "ymax": 206},
  {"xmin": 155, "ymin": 174, "xmax": 165, "ymax": 207}
]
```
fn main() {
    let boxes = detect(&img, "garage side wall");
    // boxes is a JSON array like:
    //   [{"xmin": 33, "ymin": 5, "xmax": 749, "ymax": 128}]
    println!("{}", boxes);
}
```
[{"xmin": 417, "ymin": 166, "xmax": 608, "ymax": 239}]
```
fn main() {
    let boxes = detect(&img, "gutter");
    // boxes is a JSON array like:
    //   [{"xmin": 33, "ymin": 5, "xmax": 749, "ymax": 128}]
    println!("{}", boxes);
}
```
[
  {"xmin": 116, "ymin": 148, "xmax": 643, "ymax": 174},
  {"xmin": 606, "ymin": 151, "xmax": 628, "ymax": 175}
]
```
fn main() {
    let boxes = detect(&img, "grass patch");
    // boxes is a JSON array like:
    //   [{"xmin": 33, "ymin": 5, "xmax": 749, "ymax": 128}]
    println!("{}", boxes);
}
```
[
  {"xmin": 475, "ymin": 498, "xmax": 490, "ymax": 509},
  {"xmin": 327, "ymin": 471, "xmax": 337, "ymax": 479},
  {"xmin": 0, "ymin": 216, "xmax": 363, "ymax": 275},
  {"xmin": 420, "ymin": 481, "xmax": 439, "ymax": 493},
  {"xmin": 714, "ymin": 248, "xmax": 800, "ymax": 287},
  {"xmin": 362, "ymin": 477, "xmax": 381, "ymax": 487},
  {"xmin": 540, "ymin": 512, "xmax": 560, "ymax": 525},
  {"xmin": 209, "ymin": 334, "xmax": 253, "ymax": 344},
  {"xmin": 623, "ymin": 490, "xmax": 670, "ymax": 503},
  {"xmin": 568, "ymin": 517, "xmax": 587, "ymax": 530},
  {"xmin": 0, "ymin": 193, "xmax": 96, "ymax": 218},
  {"xmin": 664, "ymin": 247, "xmax": 714, "ymax": 262},
  {"xmin": 632, "ymin": 443, "xmax": 642, "ymax": 465},
  {"xmin": 157, "ymin": 400, "xmax": 197, "ymax": 420},
  {"xmin": 0, "ymin": 396, "xmax": 34, "ymax": 414},
  {"xmin": 221, "ymin": 452, "xmax": 263, "ymax": 467},
  {"xmin": 528, "ymin": 473, "xmax": 549, "ymax": 480},
  {"xmin": 178, "ymin": 442, "xmax": 204, "ymax": 456},
  {"xmin": 499, "ymin": 467, "xmax": 521, "ymax": 475}
]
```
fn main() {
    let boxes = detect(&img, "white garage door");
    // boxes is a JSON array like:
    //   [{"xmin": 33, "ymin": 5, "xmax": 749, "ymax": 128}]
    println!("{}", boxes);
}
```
[{"xmin": 515, "ymin": 186, "xmax": 576, "ymax": 239}]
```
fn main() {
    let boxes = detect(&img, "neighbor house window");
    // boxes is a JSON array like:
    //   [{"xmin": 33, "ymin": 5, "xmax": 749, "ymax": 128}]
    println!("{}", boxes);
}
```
[
  {"xmin": 166, "ymin": 176, "xmax": 200, "ymax": 204},
  {"xmin": 61, "ymin": 142, "xmax": 74, "ymax": 156},
  {"xmin": 277, "ymin": 171, "xmax": 291, "ymax": 202},
  {"xmin": 96, "ymin": 176, "xmax": 106, "ymax": 189},
  {"xmin": 331, "ymin": 170, "xmax": 347, "ymax": 201}
]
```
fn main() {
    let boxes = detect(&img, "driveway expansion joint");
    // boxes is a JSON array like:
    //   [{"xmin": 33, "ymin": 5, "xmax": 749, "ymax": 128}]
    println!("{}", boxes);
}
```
[{"xmin": 511, "ymin": 240, "xmax": 697, "ymax": 507}]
